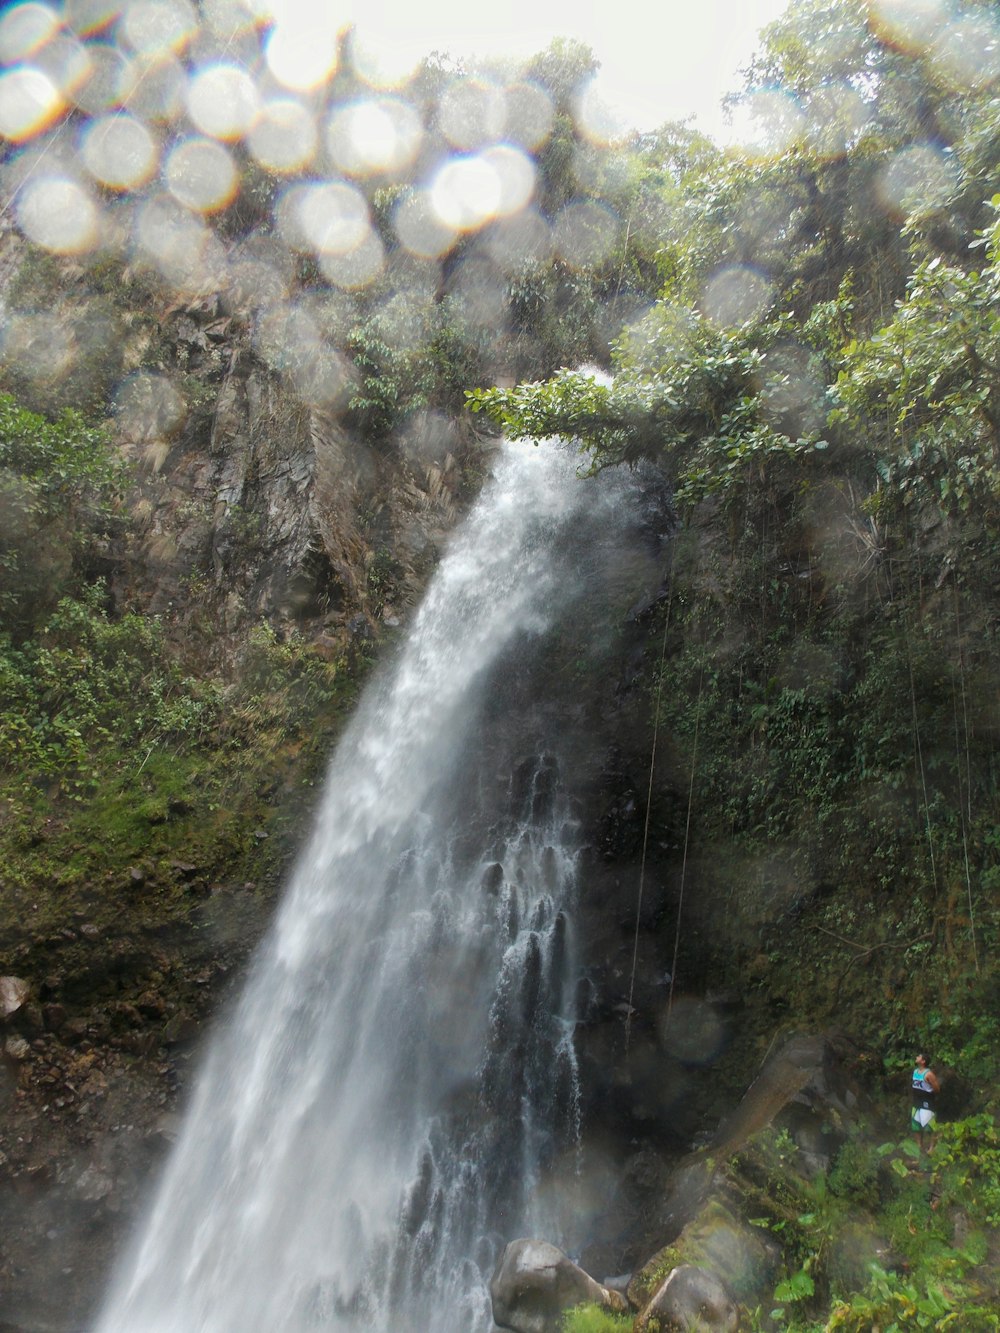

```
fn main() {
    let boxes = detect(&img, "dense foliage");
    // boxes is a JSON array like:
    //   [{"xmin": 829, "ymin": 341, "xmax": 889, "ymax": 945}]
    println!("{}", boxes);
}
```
[{"xmin": 474, "ymin": 6, "xmax": 1000, "ymax": 1319}]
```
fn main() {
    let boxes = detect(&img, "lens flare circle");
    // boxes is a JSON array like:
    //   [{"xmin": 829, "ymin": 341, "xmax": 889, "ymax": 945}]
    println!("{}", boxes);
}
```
[
  {"xmin": 438, "ymin": 77, "xmax": 506, "ymax": 151},
  {"xmin": 575, "ymin": 74, "xmax": 628, "ymax": 146},
  {"xmin": 249, "ymin": 97, "xmax": 317, "ymax": 173},
  {"xmin": 552, "ymin": 199, "xmax": 620, "ymax": 269},
  {"xmin": 82, "ymin": 111, "xmax": 157, "ymax": 189},
  {"xmin": 318, "ymin": 229, "xmax": 386, "ymax": 290},
  {"xmin": 116, "ymin": 51, "xmax": 186, "ymax": 121},
  {"xmin": 430, "ymin": 154, "xmax": 503, "ymax": 231},
  {"xmin": 63, "ymin": 0, "xmax": 121, "ymax": 37},
  {"xmin": 165, "ymin": 135, "xmax": 237, "ymax": 212},
  {"xmin": 186, "ymin": 61, "xmax": 260, "ymax": 140},
  {"xmin": 120, "ymin": 0, "xmax": 197, "ymax": 58},
  {"xmin": 114, "ymin": 370, "xmax": 187, "ymax": 440},
  {"xmin": 0, "ymin": 2, "xmax": 60, "ymax": 63},
  {"xmin": 0, "ymin": 65, "xmax": 64, "ymax": 139},
  {"xmin": 930, "ymin": 14, "xmax": 1000, "ymax": 90},
  {"xmin": 503, "ymin": 80, "xmax": 554, "ymax": 151},
  {"xmin": 484, "ymin": 209, "xmax": 552, "ymax": 271},
  {"xmin": 868, "ymin": 0, "xmax": 947, "ymax": 55},
  {"xmin": 17, "ymin": 174, "xmax": 100, "ymax": 252},
  {"xmin": 701, "ymin": 264, "xmax": 775, "ymax": 328},
  {"xmin": 265, "ymin": 17, "xmax": 339, "ymax": 91},
  {"xmin": 0, "ymin": 310, "xmax": 76, "ymax": 382},
  {"xmin": 326, "ymin": 96, "xmax": 422, "ymax": 178},
  {"xmin": 728, "ymin": 88, "xmax": 805, "ymax": 158},
  {"xmin": 294, "ymin": 180, "xmax": 370, "ymax": 256},
  {"xmin": 135, "ymin": 193, "xmax": 225, "ymax": 293},
  {"xmin": 877, "ymin": 142, "xmax": 959, "ymax": 218},
  {"xmin": 394, "ymin": 189, "xmax": 456, "ymax": 258},
  {"xmin": 481, "ymin": 144, "xmax": 536, "ymax": 217}
]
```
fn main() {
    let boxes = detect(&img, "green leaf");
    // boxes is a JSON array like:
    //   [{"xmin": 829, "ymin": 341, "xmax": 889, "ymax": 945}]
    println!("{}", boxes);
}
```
[{"xmin": 774, "ymin": 1270, "xmax": 815, "ymax": 1302}]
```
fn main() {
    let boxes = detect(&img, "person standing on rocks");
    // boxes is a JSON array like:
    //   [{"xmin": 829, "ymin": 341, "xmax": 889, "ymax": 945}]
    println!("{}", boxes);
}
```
[{"xmin": 911, "ymin": 1052, "xmax": 939, "ymax": 1153}]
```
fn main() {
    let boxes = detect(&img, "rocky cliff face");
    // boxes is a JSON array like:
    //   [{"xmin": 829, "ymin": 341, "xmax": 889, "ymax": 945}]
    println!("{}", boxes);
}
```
[
  {"xmin": 0, "ymin": 228, "xmax": 489, "ymax": 1330},
  {"xmin": 111, "ymin": 303, "xmax": 475, "ymax": 661}
]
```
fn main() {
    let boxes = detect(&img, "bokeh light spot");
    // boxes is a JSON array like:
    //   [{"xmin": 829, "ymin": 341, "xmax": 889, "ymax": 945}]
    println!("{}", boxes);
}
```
[
  {"xmin": 186, "ymin": 61, "xmax": 260, "ymax": 140},
  {"xmin": 326, "ymin": 96, "xmax": 422, "ymax": 178},
  {"xmin": 438, "ymin": 77, "xmax": 506, "ymax": 151},
  {"xmin": 727, "ymin": 88, "xmax": 805, "ymax": 158},
  {"xmin": 394, "ymin": 189, "xmax": 456, "ymax": 259},
  {"xmin": 0, "ymin": 65, "xmax": 64, "ymax": 140},
  {"xmin": 868, "ymin": 0, "xmax": 947, "ymax": 55},
  {"xmin": 483, "ymin": 209, "xmax": 552, "ymax": 271},
  {"xmin": 318, "ymin": 230, "xmax": 385, "ymax": 290},
  {"xmin": 265, "ymin": 15, "xmax": 339, "ymax": 91},
  {"xmin": 371, "ymin": 289, "xmax": 434, "ymax": 354},
  {"xmin": 349, "ymin": 25, "xmax": 422, "ymax": 89},
  {"xmin": 575, "ymin": 74, "xmax": 628, "ymax": 146},
  {"xmin": 431, "ymin": 154, "xmax": 503, "ymax": 231},
  {"xmin": 114, "ymin": 370, "xmax": 186, "ymax": 441},
  {"xmin": 134, "ymin": 192, "xmax": 224, "ymax": 293},
  {"xmin": 249, "ymin": 97, "xmax": 317, "ymax": 173},
  {"xmin": 805, "ymin": 81, "xmax": 868, "ymax": 157},
  {"xmin": 503, "ymin": 80, "xmax": 554, "ymax": 151},
  {"xmin": 120, "ymin": 0, "xmax": 197, "ymax": 58},
  {"xmin": 223, "ymin": 236, "xmax": 292, "ymax": 314},
  {"xmin": 657, "ymin": 997, "xmax": 726, "ymax": 1066},
  {"xmin": 552, "ymin": 199, "xmax": 620, "ymax": 269},
  {"xmin": 70, "ymin": 42, "xmax": 127, "ymax": 114},
  {"xmin": 116, "ymin": 51, "xmax": 186, "ymax": 121},
  {"xmin": 760, "ymin": 342, "xmax": 827, "ymax": 437},
  {"xmin": 445, "ymin": 254, "xmax": 509, "ymax": 333},
  {"xmin": 481, "ymin": 144, "xmax": 535, "ymax": 217},
  {"xmin": 63, "ymin": 0, "xmax": 121, "ymax": 38},
  {"xmin": 930, "ymin": 14, "xmax": 1000, "ymax": 90},
  {"xmin": 0, "ymin": 310, "xmax": 76, "ymax": 383},
  {"xmin": 701, "ymin": 264, "xmax": 774, "ymax": 328},
  {"xmin": 165, "ymin": 135, "xmax": 237, "ymax": 212},
  {"xmin": 293, "ymin": 180, "xmax": 371, "ymax": 256},
  {"xmin": 253, "ymin": 302, "xmax": 356, "ymax": 409},
  {"xmin": 16, "ymin": 175, "xmax": 100, "ymax": 253},
  {"xmin": 199, "ymin": 0, "xmax": 259, "ymax": 42},
  {"xmin": 32, "ymin": 34, "xmax": 93, "ymax": 102},
  {"xmin": 82, "ymin": 112, "xmax": 157, "ymax": 189},
  {"xmin": 0, "ymin": 3, "xmax": 60, "ymax": 63},
  {"xmin": 877, "ymin": 142, "xmax": 959, "ymax": 219}
]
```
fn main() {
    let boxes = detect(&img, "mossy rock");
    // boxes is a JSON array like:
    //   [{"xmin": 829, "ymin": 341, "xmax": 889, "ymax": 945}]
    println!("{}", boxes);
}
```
[
  {"xmin": 826, "ymin": 1218, "xmax": 894, "ymax": 1299},
  {"xmin": 628, "ymin": 1198, "xmax": 779, "ymax": 1310}
]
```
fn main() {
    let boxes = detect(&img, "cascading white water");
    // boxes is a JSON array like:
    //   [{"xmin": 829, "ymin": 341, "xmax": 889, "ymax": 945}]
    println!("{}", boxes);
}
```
[{"xmin": 95, "ymin": 439, "xmax": 644, "ymax": 1333}]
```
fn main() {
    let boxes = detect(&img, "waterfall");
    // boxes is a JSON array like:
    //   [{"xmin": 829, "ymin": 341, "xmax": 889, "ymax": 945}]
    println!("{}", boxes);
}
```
[{"xmin": 95, "ymin": 439, "xmax": 648, "ymax": 1333}]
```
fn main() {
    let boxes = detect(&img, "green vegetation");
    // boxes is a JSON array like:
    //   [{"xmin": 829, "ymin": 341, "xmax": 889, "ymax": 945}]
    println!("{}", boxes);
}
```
[
  {"xmin": 470, "ymin": 0, "xmax": 1000, "ymax": 1068},
  {"xmin": 5, "ymin": 0, "xmax": 1000, "ymax": 1326},
  {"xmin": 561, "ymin": 1303, "xmax": 631, "ymax": 1333},
  {"xmin": 0, "ymin": 396, "xmax": 368, "ymax": 941}
]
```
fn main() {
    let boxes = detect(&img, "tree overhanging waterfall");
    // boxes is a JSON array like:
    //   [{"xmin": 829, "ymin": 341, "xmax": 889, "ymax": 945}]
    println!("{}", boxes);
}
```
[{"xmin": 93, "ymin": 438, "xmax": 658, "ymax": 1333}]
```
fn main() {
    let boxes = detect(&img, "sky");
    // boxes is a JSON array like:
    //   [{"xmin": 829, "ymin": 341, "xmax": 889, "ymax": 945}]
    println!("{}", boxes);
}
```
[{"xmin": 332, "ymin": 0, "xmax": 792, "ymax": 140}]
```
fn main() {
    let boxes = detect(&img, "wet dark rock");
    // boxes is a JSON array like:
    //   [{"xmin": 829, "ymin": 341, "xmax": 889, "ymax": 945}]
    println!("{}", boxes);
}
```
[
  {"xmin": 491, "ymin": 1239, "xmax": 628, "ymax": 1333},
  {"xmin": 635, "ymin": 1263, "xmax": 738, "ymax": 1332},
  {"xmin": 161, "ymin": 1012, "xmax": 200, "ymax": 1046}
]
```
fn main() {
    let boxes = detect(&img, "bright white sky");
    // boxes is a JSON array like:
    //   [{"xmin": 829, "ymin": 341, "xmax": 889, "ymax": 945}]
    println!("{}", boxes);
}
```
[{"xmin": 349, "ymin": 0, "xmax": 792, "ymax": 139}]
